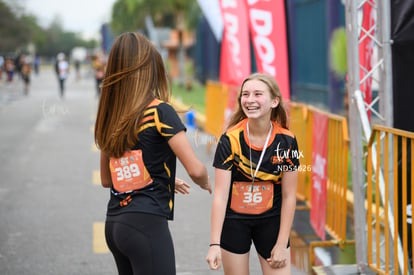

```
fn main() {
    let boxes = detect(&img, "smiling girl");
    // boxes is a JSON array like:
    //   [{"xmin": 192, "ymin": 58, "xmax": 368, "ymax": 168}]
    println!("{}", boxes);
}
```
[{"xmin": 206, "ymin": 73, "xmax": 300, "ymax": 275}]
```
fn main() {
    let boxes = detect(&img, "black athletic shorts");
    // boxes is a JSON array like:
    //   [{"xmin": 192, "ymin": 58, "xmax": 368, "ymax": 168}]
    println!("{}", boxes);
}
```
[{"xmin": 220, "ymin": 215, "xmax": 290, "ymax": 259}]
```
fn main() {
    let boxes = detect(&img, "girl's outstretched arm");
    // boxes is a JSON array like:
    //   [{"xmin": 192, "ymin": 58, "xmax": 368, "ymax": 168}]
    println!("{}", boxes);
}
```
[{"xmin": 168, "ymin": 130, "xmax": 212, "ymax": 194}]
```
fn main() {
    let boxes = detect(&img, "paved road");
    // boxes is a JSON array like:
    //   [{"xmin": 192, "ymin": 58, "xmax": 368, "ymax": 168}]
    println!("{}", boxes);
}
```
[{"xmin": 0, "ymin": 68, "xmax": 307, "ymax": 274}]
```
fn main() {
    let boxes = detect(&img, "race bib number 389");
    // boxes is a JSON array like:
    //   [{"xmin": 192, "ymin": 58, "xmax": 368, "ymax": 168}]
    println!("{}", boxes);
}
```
[
  {"xmin": 230, "ymin": 181, "xmax": 274, "ymax": 215},
  {"xmin": 109, "ymin": 150, "xmax": 153, "ymax": 193}
]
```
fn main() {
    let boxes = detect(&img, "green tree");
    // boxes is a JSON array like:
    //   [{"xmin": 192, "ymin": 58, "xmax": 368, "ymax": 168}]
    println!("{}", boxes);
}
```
[
  {"xmin": 0, "ymin": 0, "xmax": 98, "ymax": 57},
  {"xmin": 109, "ymin": 0, "xmax": 200, "ymax": 86},
  {"xmin": 0, "ymin": 0, "xmax": 31, "ymax": 52},
  {"xmin": 35, "ymin": 17, "xmax": 98, "ymax": 57},
  {"xmin": 110, "ymin": 0, "xmax": 200, "ymax": 34}
]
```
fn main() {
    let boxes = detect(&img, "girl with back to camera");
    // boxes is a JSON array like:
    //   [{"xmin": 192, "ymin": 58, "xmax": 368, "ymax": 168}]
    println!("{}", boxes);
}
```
[
  {"xmin": 95, "ymin": 32, "xmax": 212, "ymax": 275},
  {"xmin": 206, "ymin": 73, "xmax": 300, "ymax": 275}
]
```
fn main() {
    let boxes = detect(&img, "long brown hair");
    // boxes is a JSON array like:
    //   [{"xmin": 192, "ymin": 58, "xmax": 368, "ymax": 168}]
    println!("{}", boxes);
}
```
[
  {"xmin": 94, "ymin": 32, "xmax": 170, "ymax": 158},
  {"xmin": 226, "ymin": 73, "xmax": 288, "ymax": 129}
]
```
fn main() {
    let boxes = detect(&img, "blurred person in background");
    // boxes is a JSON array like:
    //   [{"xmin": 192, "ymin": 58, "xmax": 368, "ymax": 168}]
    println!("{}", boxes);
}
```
[
  {"xmin": 55, "ymin": 52, "xmax": 69, "ymax": 98},
  {"xmin": 21, "ymin": 55, "xmax": 32, "ymax": 95},
  {"xmin": 33, "ymin": 54, "xmax": 40, "ymax": 75},
  {"xmin": 92, "ymin": 53, "xmax": 106, "ymax": 96},
  {"xmin": 5, "ymin": 57, "xmax": 15, "ymax": 82},
  {"xmin": 0, "ymin": 55, "xmax": 4, "ymax": 81},
  {"xmin": 74, "ymin": 59, "xmax": 81, "ymax": 81}
]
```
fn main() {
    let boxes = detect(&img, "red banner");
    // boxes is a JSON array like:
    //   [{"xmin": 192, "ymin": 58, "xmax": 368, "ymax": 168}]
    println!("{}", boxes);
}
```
[
  {"xmin": 219, "ymin": 0, "xmax": 251, "ymax": 86},
  {"xmin": 310, "ymin": 111, "xmax": 328, "ymax": 240},
  {"xmin": 359, "ymin": 1, "xmax": 375, "ymax": 120},
  {"xmin": 245, "ymin": 0, "xmax": 290, "ymax": 100}
]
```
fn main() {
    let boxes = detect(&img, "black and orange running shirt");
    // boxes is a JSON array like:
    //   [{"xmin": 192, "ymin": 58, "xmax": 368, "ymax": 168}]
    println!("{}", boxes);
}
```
[
  {"xmin": 106, "ymin": 99, "xmax": 186, "ymax": 220},
  {"xmin": 213, "ymin": 119, "xmax": 300, "ymax": 219}
]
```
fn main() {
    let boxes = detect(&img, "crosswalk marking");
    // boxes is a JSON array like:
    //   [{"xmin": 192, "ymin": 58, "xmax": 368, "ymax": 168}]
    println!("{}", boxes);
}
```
[
  {"xmin": 93, "ymin": 222, "xmax": 109, "ymax": 254},
  {"xmin": 91, "ymin": 143, "xmax": 99, "ymax": 152},
  {"xmin": 92, "ymin": 170, "xmax": 101, "ymax": 186},
  {"xmin": 91, "ymin": 121, "xmax": 108, "ymax": 255}
]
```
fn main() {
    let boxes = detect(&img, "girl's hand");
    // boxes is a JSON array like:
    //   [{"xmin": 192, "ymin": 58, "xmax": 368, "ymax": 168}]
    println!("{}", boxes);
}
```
[
  {"xmin": 175, "ymin": 178, "xmax": 190, "ymax": 194},
  {"xmin": 266, "ymin": 244, "xmax": 289, "ymax": 269},
  {"xmin": 200, "ymin": 176, "xmax": 212, "ymax": 194},
  {"xmin": 206, "ymin": 245, "xmax": 222, "ymax": 270}
]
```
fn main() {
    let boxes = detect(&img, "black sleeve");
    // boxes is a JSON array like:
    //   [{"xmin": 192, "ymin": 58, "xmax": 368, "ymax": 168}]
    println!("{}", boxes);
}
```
[
  {"xmin": 156, "ymin": 102, "xmax": 186, "ymax": 140},
  {"xmin": 213, "ymin": 134, "xmax": 233, "ymax": 170}
]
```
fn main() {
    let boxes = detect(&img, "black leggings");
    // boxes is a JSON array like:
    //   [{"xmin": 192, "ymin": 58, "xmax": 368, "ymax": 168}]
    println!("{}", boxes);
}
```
[{"xmin": 105, "ymin": 212, "xmax": 175, "ymax": 275}]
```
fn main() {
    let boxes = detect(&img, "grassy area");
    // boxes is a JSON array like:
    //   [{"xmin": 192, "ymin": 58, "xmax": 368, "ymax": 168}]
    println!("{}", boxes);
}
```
[{"xmin": 170, "ymin": 82, "xmax": 206, "ymax": 114}]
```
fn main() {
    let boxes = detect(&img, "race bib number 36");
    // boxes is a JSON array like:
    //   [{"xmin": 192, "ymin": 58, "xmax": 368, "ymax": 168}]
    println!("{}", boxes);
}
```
[
  {"xmin": 110, "ymin": 150, "xmax": 153, "ymax": 193},
  {"xmin": 230, "ymin": 181, "xmax": 274, "ymax": 215}
]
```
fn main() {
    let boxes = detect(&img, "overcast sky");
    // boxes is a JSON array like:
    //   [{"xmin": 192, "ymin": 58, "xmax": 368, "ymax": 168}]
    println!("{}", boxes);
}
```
[{"xmin": 24, "ymin": 0, "xmax": 117, "ymax": 39}]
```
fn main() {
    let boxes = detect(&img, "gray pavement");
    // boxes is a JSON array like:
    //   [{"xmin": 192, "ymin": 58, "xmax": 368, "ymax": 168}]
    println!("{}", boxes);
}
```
[{"xmin": 0, "ymin": 67, "xmax": 307, "ymax": 274}]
